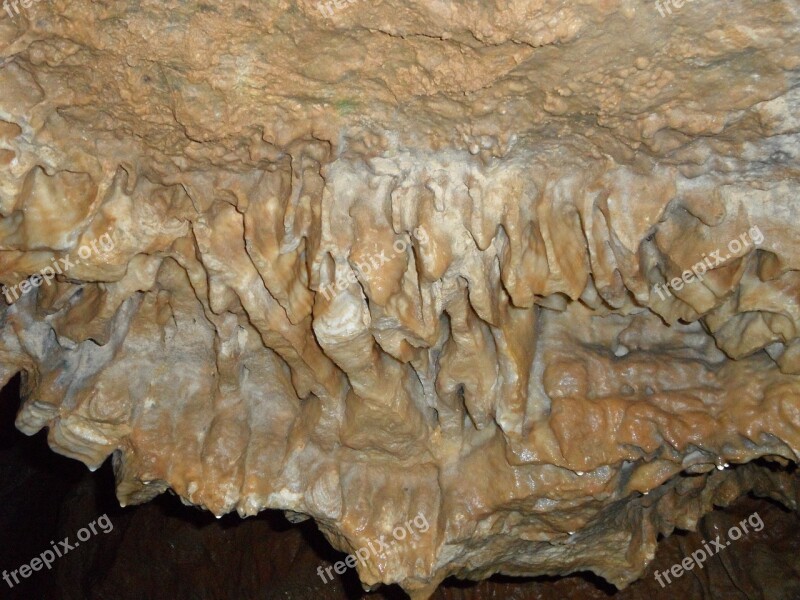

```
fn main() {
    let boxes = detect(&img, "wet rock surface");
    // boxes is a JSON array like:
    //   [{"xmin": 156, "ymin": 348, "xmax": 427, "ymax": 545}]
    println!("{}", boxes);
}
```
[{"xmin": 1, "ymin": 0, "xmax": 800, "ymax": 596}]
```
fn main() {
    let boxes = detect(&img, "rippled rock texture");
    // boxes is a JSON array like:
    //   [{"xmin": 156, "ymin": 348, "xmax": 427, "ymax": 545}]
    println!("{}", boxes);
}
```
[{"xmin": 1, "ymin": 0, "xmax": 800, "ymax": 597}]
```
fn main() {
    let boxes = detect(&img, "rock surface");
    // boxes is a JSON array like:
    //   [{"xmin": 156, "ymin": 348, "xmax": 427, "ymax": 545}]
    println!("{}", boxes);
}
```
[
  {"xmin": 1, "ymin": 0, "xmax": 800, "ymax": 596},
  {"xmin": 4, "ymin": 383, "xmax": 799, "ymax": 600}
]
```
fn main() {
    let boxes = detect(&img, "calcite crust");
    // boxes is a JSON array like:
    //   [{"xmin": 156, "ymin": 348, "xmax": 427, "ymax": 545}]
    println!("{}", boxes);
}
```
[{"xmin": 1, "ymin": 0, "xmax": 800, "ymax": 596}]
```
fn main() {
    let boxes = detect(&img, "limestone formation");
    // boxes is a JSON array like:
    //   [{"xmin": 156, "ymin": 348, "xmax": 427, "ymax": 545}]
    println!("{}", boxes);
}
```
[{"xmin": 1, "ymin": 0, "xmax": 799, "ymax": 597}]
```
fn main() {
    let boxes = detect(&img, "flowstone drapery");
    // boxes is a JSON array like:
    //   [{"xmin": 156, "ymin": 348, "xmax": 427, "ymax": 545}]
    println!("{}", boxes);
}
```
[{"xmin": 1, "ymin": 1, "xmax": 800, "ymax": 597}]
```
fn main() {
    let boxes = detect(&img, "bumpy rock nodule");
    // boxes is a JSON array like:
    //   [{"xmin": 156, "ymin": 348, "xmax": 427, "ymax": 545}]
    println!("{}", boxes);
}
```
[{"xmin": 1, "ymin": 0, "xmax": 800, "ymax": 597}]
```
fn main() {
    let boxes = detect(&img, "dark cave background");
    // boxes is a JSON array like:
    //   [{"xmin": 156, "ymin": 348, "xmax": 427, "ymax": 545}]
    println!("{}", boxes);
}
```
[{"xmin": 2, "ymin": 374, "xmax": 800, "ymax": 600}]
